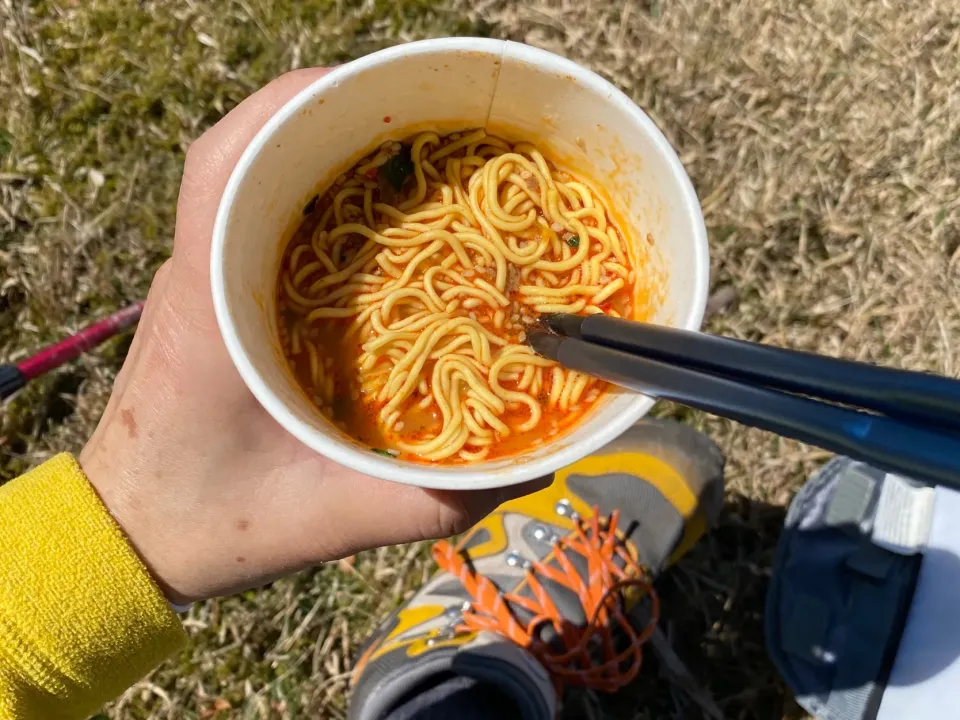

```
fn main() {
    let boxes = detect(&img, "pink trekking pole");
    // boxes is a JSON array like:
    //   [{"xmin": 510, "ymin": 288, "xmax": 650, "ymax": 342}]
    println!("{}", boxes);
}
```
[{"xmin": 0, "ymin": 302, "xmax": 144, "ymax": 400}]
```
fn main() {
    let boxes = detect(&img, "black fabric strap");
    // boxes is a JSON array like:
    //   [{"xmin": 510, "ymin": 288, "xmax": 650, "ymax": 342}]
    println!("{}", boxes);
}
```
[
  {"xmin": 828, "ymin": 543, "xmax": 921, "ymax": 720},
  {"xmin": 384, "ymin": 675, "xmax": 520, "ymax": 720}
]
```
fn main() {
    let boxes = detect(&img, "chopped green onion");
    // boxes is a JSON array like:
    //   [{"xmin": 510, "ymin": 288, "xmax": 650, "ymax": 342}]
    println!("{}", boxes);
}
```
[
  {"xmin": 303, "ymin": 194, "xmax": 319, "ymax": 216},
  {"xmin": 372, "ymin": 448, "xmax": 398, "ymax": 458},
  {"xmin": 566, "ymin": 235, "xmax": 580, "ymax": 248},
  {"xmin": 378, "ymin": 145, "xmax": 415, "ymax": 192}
]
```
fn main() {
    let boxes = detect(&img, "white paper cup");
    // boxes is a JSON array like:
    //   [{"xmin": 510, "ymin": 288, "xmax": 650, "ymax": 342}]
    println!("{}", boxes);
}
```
[{"xmin": 211, "ymin": 38, "xmax": 709, "ymax": 490}]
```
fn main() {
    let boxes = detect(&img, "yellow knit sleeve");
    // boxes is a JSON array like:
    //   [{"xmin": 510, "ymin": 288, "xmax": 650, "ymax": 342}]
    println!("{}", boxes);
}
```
[{"xmin": 0, "ymin": 454, "xmax": 186, "ymax": 720}]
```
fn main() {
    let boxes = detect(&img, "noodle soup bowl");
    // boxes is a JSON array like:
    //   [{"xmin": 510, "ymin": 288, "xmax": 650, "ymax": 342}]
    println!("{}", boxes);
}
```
[{"xmin": 212, "ymin": 38, "xmax": 709, "ymax": 490}]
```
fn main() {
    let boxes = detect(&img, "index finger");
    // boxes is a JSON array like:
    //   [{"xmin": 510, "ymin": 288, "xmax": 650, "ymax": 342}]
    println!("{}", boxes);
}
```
[{"xmin": 173, "ymin": 68, "xmax": 333, "ymax": 286}]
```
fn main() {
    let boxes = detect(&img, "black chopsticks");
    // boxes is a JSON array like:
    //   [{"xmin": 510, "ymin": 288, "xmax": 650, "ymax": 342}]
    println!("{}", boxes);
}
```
[{"xmin": 528, "ymin": 314, "xmax": 960, "ymax": 489}]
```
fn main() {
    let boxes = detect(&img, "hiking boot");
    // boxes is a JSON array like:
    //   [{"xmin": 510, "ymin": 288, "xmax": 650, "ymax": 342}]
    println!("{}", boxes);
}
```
[{"xmin": 349, "ymin": 419, "xmax": 725, "ymax": 720}]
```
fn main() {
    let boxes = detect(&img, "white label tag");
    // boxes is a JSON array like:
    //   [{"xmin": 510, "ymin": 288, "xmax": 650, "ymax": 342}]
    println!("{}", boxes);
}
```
[{"xmin": 871, "ymin": 473, "xmax": 934, "ymax": 555}]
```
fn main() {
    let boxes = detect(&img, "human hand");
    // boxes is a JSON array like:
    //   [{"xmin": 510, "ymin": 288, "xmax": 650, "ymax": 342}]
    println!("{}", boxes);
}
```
[{"xmin": 79, "ymin": 68, "xmax": 549, "ymax": 605}]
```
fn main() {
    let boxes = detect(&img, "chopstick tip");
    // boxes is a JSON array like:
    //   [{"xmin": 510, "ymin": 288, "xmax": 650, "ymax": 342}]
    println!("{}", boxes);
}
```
[
  {"xmin": 541, "ymin": 313, "xmax": 584, "ymax": 339},
  {"xmin": 527, "ymin": 331, "xmax": 563, "ymax": 360}
]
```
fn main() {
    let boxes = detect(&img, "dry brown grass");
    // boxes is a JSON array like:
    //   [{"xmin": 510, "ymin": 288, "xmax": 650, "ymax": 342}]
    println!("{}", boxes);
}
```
[{"xmin": 2, "ymin": 0, "xmax": 959, "ymax": 718}]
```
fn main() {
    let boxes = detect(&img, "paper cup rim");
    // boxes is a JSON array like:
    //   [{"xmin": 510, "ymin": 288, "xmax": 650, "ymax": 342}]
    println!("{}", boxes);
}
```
[{"xmin": 211, "ymin": 38, "xmax": 709, "ymax": 490}]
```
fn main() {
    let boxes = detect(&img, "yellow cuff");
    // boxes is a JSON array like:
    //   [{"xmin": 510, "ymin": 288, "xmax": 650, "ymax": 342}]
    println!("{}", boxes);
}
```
[{"xmin": 0, "ymin": 454, "xmax": 186, "ymax": 720}]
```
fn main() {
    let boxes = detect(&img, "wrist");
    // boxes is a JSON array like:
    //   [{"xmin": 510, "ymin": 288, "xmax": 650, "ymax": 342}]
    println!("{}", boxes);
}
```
[{"xmin": 79, "ymin": 422, "xmax": 195, "ymax": 606}]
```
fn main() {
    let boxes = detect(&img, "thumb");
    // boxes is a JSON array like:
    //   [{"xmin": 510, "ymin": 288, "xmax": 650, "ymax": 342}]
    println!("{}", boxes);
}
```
[
  {"xmin": 421, "ymin": 475, "xmax": 555, "ymax": 540},
  {"xmin": 318, "ymin": 474, "xmax": 554, "ymax": 559}
]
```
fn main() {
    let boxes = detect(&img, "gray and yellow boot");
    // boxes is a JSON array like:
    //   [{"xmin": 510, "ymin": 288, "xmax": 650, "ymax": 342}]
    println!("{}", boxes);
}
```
[{"xmin": 349, "ymin": 419, "xmax": 724, "ymax": 720}]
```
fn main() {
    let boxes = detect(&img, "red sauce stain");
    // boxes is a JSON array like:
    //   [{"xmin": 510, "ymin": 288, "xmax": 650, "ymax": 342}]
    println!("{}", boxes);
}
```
[
  {"xmin": 236, "ymin": 519, "xmax": 250, "ymax": 531},
  {"xmin": 120, "ymin": 408, "xmax": 138, "ymax": 439},
  {"xmin": 235, "ymin": 556, "xmax": 246, "ymax": 564},
  {"xmin": 383, "ymin": 115, "xmax": 392, "ymax": 123}
]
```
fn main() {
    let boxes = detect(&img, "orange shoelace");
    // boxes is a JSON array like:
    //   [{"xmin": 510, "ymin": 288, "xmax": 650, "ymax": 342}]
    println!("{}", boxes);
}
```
[{"xmin": 432, "ymin": 507, "xmax": 659, "ymax": 693}]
